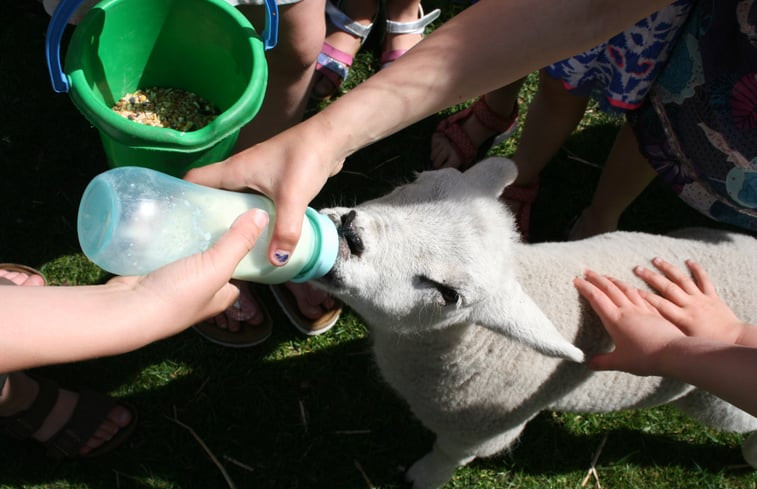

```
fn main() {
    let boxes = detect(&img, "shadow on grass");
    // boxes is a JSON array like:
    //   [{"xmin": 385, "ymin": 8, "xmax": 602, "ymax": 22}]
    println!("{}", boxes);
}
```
[{"xmin": 2, "ymin": 325, "xmax": 748, "ymax": 489}]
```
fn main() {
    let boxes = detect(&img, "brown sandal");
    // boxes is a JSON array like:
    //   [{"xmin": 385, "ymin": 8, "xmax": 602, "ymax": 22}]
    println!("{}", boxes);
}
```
[
  {"xmin": 0, "ymin": 263, "xmax": 47, "ymax": 286},
  {"xmin": 0, "ymin": 375, "xmax": 137, "ymax": 459},
  {"xmin": 193, "ymin": 282, "xmax": 274, "ymax": 347}
]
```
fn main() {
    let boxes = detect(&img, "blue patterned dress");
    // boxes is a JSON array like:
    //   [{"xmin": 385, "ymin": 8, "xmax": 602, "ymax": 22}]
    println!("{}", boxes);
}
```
[
  {"xmin": 628, "ymin": 0, "xmax": 757, "ymax": 232},
  {"xmin": 545, "ymin": 0, "xmax": 693, "ymax": 113}
]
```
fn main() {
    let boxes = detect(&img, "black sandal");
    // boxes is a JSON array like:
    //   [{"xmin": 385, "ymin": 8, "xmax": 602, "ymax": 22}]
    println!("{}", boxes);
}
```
[{"xmin": 0, "ymin": 375, "xmax": 137, "ymax": 458}]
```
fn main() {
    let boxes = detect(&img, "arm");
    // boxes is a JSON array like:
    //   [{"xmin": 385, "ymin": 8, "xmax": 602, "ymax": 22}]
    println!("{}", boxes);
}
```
[
  {"xmin": 186, "ymin": 0, "xmax": 674, "ymax": 265},
  {"xmin": 0, "ymin": 209, "xmax": 268, "ymax": 372},
  {"xmin": 574, "ymin": 261, "xmax": 757, "ymax": 417}
]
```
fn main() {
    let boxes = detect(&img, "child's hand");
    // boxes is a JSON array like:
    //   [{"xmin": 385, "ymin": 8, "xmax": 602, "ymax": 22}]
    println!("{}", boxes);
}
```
[
  {"xmin": 574, "ymin": 269, "xmax": 685, "ymax": 374},
  {"xmin": 110, "ymin": 209, "xmax": 269, "ymax": 326},
  {"xmin": 633, "ymin": 258, "xmax": 748, "ymax": 345}
]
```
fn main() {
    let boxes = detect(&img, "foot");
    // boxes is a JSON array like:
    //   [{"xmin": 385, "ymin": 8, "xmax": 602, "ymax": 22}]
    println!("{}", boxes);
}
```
[
  {"xmin": 284, "ymin": 282, "xmax": 338, "ymax": 321},
  {"xmin": 0, "ymin": 267, "xmax": 46, "ymax": 287},
  {"xmin": 0, "ymin": 266, "xmax": 133, "ymax": 456},
  {"xmin": 380, "ymin": 4, "xmax": 440, "ymax": 68},
  {"xmin": 0, "ymin": 372, "xmax": 133, "ymax": 456},
  {"xmin": 205, "ymin": 280, "xmax": 267, "ymax": 333},
  {"xmin": 566, "ymin": 206, "xmax": 618, "ymax": 241},
  {"xmin": 270, "ymin": 282, "xmax": 342, "ymax": 336},
  {"xmin": 193, "ymin": 280, "xmax": 273, "ymax": 347},
  {"xmin": 311, "ymin": 1, "xmax": 377, "ymax": 100},
  {"xmin": 431, "ymin": 97, "xmax": 518, "ymax": 170}
]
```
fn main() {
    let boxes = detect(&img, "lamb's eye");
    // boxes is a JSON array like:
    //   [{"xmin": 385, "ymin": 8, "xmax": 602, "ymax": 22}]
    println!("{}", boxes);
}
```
[
  {"xmin": 435, "ymin": 284, "xmax": 460, "ymax": 306},
  {"xmin": 417, "ymin": 275, "xmax": 461, "ymax": 306}
]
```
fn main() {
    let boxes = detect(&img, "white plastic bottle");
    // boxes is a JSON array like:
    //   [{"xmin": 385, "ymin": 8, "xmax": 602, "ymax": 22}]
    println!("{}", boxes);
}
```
[{"xmin": 77, "ymin": 166, "xmax": 338, "ymax": 283}]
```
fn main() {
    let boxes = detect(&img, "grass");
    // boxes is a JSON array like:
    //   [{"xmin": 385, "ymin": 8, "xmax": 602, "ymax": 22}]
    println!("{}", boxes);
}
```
[{"xmin": 1, "ymin": 1, "xmax": 755, "ymax": 488}]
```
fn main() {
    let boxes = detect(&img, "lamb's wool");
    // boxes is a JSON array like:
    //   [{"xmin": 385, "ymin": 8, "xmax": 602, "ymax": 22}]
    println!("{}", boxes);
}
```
[{"xmin": 316, "ymin": 158, "xmax": 757, "ymax": 489}]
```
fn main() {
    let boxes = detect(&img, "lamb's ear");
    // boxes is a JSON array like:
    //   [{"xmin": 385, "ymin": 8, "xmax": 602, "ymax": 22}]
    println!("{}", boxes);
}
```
[
  {"xmin": 473, "ymin": 284, "xmax": 585, "ymax": 363},
  {"xmin": 463, "ymin": 157, "xmax": 518, "ymax": 197}
]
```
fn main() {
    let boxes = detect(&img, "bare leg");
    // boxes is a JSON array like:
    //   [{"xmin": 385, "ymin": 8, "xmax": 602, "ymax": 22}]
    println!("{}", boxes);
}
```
[
  {"xmin": 311, "ymin": 0, "xmax": 378, "ymax": 100},
  {"xmin": 236, "ymin": 0, "xmax": 327, "ymax": 147},
  {"xmin": 568, "ymin": 122, "xmax": 656, "ymax": 240},
  {"xmin": 0, "ymin": 268, "xmax": 131, "ymax": 455},
  {"xmin": 511, "ymin": 69, "xmax": 589, "ymax": 186}
]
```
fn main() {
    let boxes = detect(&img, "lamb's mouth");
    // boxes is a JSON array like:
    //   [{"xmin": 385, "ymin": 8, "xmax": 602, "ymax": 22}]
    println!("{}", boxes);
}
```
[
  {"xmin": 325, "ymin": 209, "xmax": 364, "ymax": 261},
  {"xmin": 316, "ymin": 210, "xmax": 363, "ymax": 289}
]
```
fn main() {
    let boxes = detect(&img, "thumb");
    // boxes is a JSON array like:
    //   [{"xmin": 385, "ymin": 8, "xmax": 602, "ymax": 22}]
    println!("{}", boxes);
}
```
[{"xmin": 204, "ymin": 208, "xmax": 269, "ymax": 277}]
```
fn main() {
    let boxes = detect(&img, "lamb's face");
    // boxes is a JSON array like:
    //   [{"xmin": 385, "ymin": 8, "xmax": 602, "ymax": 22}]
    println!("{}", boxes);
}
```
[{"xmin": 314, "ymin": 158, "xmax": 520, "ymax": 334}]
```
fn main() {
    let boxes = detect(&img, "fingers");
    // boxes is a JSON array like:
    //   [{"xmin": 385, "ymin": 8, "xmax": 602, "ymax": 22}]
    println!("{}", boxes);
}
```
[
  {"xmin": 577, "ymin": 269, "xmax": 644, "ymax": 309},
  {"xmin": 573, "ymin": 273, "xmax": 622, "ymax": 327},
  {"xmin": 268, "ymin": 192, "xmax": 309, "ymax": 267},
  {"xmin": 184, "ymin": 151, "xmax": 265, "ymax": 192},
  {"xmin": 684, "ymin": 259, "xmax": 717, "ymax": 296},
  {"xmin": 636, "ymin": 257, "xmax": 702, "ymax": 301}
]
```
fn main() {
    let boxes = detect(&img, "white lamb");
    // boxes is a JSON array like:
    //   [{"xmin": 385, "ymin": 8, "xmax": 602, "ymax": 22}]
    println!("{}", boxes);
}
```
[{"xmin": 313, "ymin": 157, "xmax": 757, "ymax": 489}]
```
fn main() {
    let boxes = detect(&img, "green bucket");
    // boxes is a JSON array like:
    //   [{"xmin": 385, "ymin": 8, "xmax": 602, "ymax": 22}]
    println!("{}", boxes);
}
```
[{"xmin": 45, "ymin": 0, "xmax": 278, "ymax": 176}]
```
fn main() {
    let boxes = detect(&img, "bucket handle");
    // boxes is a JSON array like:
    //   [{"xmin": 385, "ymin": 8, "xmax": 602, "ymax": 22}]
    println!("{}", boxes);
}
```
[{"xmin": 45, "ymin": 0, "xmax": 280, "ymax": 94}]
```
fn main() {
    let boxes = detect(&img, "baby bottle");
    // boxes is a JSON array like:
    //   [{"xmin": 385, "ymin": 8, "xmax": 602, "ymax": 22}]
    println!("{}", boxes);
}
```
[{"xmin": 77, "ymin": 166, "xmax": 338, "ymax": 283}]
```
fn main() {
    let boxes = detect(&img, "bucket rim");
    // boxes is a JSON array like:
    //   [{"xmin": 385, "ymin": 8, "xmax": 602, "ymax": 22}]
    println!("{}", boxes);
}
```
[{"xmin": 64, "ymin": 0, "xmax": 268, "ymax": 152}]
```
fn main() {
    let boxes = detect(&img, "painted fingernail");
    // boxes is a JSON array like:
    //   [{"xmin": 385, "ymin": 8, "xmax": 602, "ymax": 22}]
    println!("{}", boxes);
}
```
[{"xmin": 273, "ymin": 250, "xmax": 290, "ymax": 266}]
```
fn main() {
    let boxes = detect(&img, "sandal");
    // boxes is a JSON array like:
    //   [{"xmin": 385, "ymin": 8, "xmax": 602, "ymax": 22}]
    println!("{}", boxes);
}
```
[
  {"xmin": 500, "ymin": 181, "xmax": 539, "ymax": 242},
  {"xmin": 0, "ymin": 375, "xmax": 137, "ymax": 459},
  {"xmin": 269, "ymin": 284, "xmax": 342, "ymax": 336},
  {"xmin": 312, "ymin": 0, "xmax": 377, "ymax": 100},
  {"xmin": 0, "ymin": 263, "xmax": 47, "ymax": 286},
  {"xmin": 193, "ymin": 282, "xmax": 274, "ymax": 348},
  {"xmin": 379, "ymin": 4, "xmax": 440, "ymax": 68},
  {"xmin": 434, "ymin": 97, "xmax": 519, "ymax": 170}
]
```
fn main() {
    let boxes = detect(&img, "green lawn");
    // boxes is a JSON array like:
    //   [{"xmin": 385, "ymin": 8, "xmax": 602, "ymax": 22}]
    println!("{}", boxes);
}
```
[{"xmin": 1, "ymin": 1, "xmax": 755, "ymax": 488}]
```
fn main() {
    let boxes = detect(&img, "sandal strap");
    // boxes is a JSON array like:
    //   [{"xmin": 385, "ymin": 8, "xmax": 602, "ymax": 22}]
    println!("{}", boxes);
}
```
[
  {"xmin": 0, "ymin": 376, "xmax": 59, "ymax": 440},
  {"xmin": 43, "ymin": 388, "xmax": 117, "ymax": 458},
  {"xmin": 385, "ymin": 5, "xmax": 440, "ymax": 35},
  {"xmin": 471, "ymin": 97, "xmax": 517, "ymax": 134},
  {"xmin": 316, "ymin": 43, "xmax": 354, "ymax": 84},
  {"xmin": 436, "ymin": 105, "xmax": 479, "ymax": 164},
  {"xmin": 0, "ymin": 263, "xmax": 48, "ymax": 285},
  {"xmin": 326, "ymin": 0, "xmax": 374, "ymax": 41}
]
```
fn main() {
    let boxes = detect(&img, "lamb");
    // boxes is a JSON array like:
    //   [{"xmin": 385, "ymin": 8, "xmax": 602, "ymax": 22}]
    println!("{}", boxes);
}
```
[{"xmin": 313, "ymin": 157, "xmax": 757, "ymax": 489}]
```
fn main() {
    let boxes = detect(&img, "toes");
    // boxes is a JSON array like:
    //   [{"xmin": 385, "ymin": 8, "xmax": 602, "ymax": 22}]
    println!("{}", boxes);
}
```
[{"xmin": 0, "ymin": 270, "xmax": 45, "ymax": 286}]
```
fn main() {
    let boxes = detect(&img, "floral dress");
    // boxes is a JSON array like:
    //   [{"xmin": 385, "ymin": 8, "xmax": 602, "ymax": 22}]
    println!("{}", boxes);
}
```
[
  {"xmin": 628, "ymin": 0, "xmax": 757, "ymax": 232},
  {"xmin": 545, "ymin": 0, "xmax": 694, "ymax": 113}
]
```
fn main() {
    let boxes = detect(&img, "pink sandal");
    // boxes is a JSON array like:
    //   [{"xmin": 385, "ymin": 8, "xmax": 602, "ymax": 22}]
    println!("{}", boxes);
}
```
[
  {"xmin": 434, "ymin": 97, "xmax": 519, "ymax": 170},
  {"xmin": 312, "ymin": 0, "xmax": 375, "ymax": 100}
]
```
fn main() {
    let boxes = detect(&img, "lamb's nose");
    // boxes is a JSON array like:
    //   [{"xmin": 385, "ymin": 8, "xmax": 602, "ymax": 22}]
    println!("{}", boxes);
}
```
[{"xmin": 339, "ymin": 210, "xmax": 364, "ymax": 257}]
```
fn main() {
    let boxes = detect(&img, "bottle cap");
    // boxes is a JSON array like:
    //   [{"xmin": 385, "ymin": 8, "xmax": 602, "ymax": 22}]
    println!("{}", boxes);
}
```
[{"xmin": 290, "ymin": 208, "xmax": 338, "ymax": 283}]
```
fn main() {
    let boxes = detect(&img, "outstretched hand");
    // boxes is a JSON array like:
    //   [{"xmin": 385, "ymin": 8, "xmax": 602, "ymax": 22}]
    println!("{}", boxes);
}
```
[
  {"xmin": 184, "ymin": 122, "xmax": 344, "ymax": 267},
  {"xmin": 631, "ymin": 258, "xmax": 747, "ymax": 344},
  {"xmin": 574, "ymin": 258, "xmax": 753, "ymax": 374},
  {"xmin": 573, "ymin": 268, "xmax": 684, "ymax": 375},
  {"xmin": 109, "ymin": 208, "xmax": 270, "ymax": 327}
]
